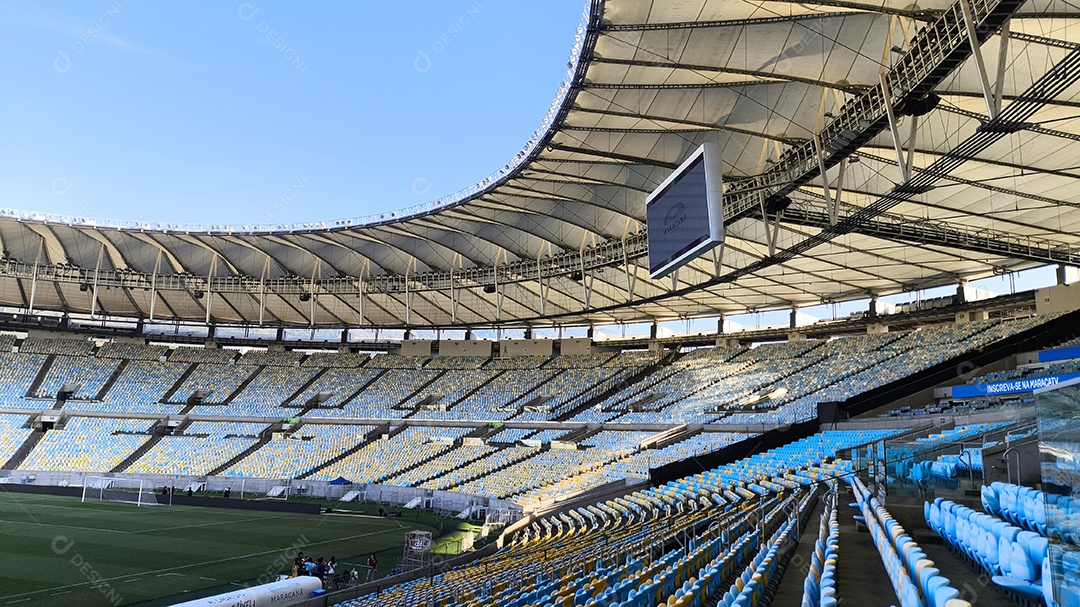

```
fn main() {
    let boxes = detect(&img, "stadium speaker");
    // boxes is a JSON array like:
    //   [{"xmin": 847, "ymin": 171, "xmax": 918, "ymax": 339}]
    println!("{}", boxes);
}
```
[
  {"xmin": 763, "ymin": 195, "xmax": 792, "ymax": 215},
  {"xmin": 193, "ymin": 290, "xmax": 205, "ymax": 299},
  {"xmin": 79, "ymin": 283, "xmax": 90, "ymax": 292},
  {"xmin": 897, "ymin": 92, "xmax": 940, "ymax": 117},
  {"xmin": 817, "ymin": 401, "xmax": 843, "ymax": 424},
  {"xmin": 187, "ymin": 389, "xmax": 212, "ymax": 405},
  {"xmin": 569, "ymin": 270, "xmax": 584, "ymax": 281},
  {"xmin": 299, "ymin": 293, "xmax": 311, "ymax": 302},
  {"xmin": 482, "ymin": 284, "xmax": 496, "ymax": 294},
  {"xmin": 58, "ymin": 382, "xmax": 82, "ymax": 398}
]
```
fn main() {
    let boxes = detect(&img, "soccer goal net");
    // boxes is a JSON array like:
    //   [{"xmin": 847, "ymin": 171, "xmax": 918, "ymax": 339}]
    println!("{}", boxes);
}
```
[
  {"xmin": 265, "ymin": 484, "xmax": 291, "ymax": 500},
  {"xmin": 81, "ymin": 477, "xmax": 164, "ymax": 507}
]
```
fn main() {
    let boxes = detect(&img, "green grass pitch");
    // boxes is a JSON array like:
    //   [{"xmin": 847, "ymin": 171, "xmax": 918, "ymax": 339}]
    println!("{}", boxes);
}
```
[{"xmin": 0, "ymin": 492, "xmax": 476, "ymax": 607}]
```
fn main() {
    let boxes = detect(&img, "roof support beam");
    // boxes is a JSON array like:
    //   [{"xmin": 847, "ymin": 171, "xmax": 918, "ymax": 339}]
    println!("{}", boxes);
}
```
[
  {"xmin": 149, "ymin": 250, "xmax": 161, "ymax": 321},
  {"xmin": 994, "ymin": 20, "xmax": 1010, "ymax": 115},
  {"xmin": 779, "ymin": 204, "xmax": 1080, "ymax": 266},
  {"xmin": 879, "ymin": 73, "xmax": 910, "ymax": 183},
  {"xmin": 959, "ymin": 0, "xmax": 1001, "ymax": 120},
  {"xmin": 813, "ymin": 135, "xmax": 840, "ymax": 226},
  {"xmin": 357, "ymin": 258, "xmax": 371, "ymax": 326},
  {"xmin": 205, "ymin": 255, "xmax": 217, "ymax": 325},
  {"xmin": 589, "ymin": 57, "xmax": 866, "ymax": 94},
  {"xmin": 91, "ymin": 243, "xmax": 104, "ymax": 317},
  {"xmin": 28, "ymin": 237, "xmax": 43, "ymax": 315}
]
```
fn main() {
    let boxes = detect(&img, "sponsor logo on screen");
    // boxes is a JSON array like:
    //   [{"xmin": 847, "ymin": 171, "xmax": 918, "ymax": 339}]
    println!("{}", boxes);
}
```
[{"xmin": 663, "ymin": 202, "xmax": 687, "ymax": 234}]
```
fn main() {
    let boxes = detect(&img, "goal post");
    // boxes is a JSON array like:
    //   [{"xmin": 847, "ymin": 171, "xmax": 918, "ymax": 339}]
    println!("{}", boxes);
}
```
[
  {"xmin": 265, "ymin": 481, "xmax": 291, "ymax": 500},
  {"xmin": 81, "ymin": 477, "xmax": 164, "ymax": 507}
]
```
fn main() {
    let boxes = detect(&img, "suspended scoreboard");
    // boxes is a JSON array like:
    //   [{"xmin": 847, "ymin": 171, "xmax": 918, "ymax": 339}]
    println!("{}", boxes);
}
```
[{"xmin": 646, "ymin": 142, "xmax": 724, "ymax": 279}]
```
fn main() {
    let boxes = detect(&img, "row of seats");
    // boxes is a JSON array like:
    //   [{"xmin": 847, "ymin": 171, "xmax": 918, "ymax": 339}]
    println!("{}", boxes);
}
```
[
  {"xmin": 36, "ymin": 355, "xmax": 120, "ymax": 399},
  {"xmin": 972, "ymin": 359, "xmax": 1080, "ymax": 385},
  {"xmin": 0, "ymin": 315, "xmax": 1052, "ymax": 430},
  {"xmin": 850, "ymin": 476, "xmax": 970, "ymax": 607},
  {"xmin": 889, "ymin": 424, "xmax": 1012, "ymax": 488},
  {"xmin": 0, "ymin": 413, "xmax": 32, "ymax": 464},
  {"xmin": 455, "ymin": 448, "xmax": 616, "ymax": 499},
  {"xmin": 384, "ymin": 443, "xmax": 496, "ymax": 487},
  {"xmin": 800, "ymin": 485, "xmax": 839, "ymax": 607},
  {"xmin": 309, "ymin": 426, "xmax": 471, "ymax": 483},
  {"xmin": 235, "ymin": 350, "xmax": 303, "ymax": 367},
  {"xmin": 127, "ymin": 421, "xmax": 266, "ymax": 475},
  {"xmin": 19, "ymin": 336, "xmax": 95, "ymax": 356},
  {"xmin": 422, "ymin": 445, "xmax": 539, "ymax": 491},
  {"xmin": 513, "ymin": 433, "xmax": 749, "ymax": 511},
  {"xmin": 18, "ymin": 417, "xmax": 154, "ymax": 472},
  {"xmin": 889, "ymin": 331, "xmax": 1079, "ymax": 418},
  {"xmin": 95, "ymin": 341, "xmax": 168, "ymax": 361},
  {"xmin": 224, "ymin": 424, "xmax": 370, "ymax": 479},
  {"xmin": 339, "ymin": 426, "xmax": 882, "ymax": 607},
  {"xmin": 167, "ymin": 346, "xmax": 237, "ymax": 364},
  {"xmin": 719, "ymin": 513, "xmax": 800, "ymax": 607},
  {"xmin": 925, "ymin": 497, "xmax": 1051, "ymax": 603},
  {"xmin": 0, "ymin": 352, "xmax": 47, "ymax": 408},
  {"xmin": 981, "ymin": 481, "xmax": 1050, "ymax": 537}
]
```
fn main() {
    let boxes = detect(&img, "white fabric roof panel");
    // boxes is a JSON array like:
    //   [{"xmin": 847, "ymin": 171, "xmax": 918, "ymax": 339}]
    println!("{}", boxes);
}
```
[{"xmin": 1, "ymin": 0, "xmax": 1077, "ymax": 328}]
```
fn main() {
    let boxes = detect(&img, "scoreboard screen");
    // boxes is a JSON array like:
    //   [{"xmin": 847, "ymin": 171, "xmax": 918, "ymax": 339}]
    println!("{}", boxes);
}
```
[{"xmin": 646, "ymin": 142, "xmax": 724, "ymax": 279}]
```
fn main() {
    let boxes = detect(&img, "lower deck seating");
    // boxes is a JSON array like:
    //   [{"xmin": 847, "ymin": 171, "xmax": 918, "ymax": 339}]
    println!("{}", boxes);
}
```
[
  {"xmin": 850, "ymin": 476, "xmax": 971, "ymax": 607},
  {"xmin": 334, "ymin": 430, "xmax": 894, "ymax": 607},
  {"xmin": 926, "ymin": 497, "xmax": 1049, "ymax": 604},
  {"xmin": 801, "ymin": 484, "xmax": 839, "ymax": 607},
  {"xmin": 18, "ymin": 417, "xmax": 155, "ymax": 472},
  {"xmin": 980, "ymin": 481, "xmax": 1050, "ymax": 537},
  {"xmin": 0, "ymin": 413, "xmax": 32, "ymax": 463},
  {"xmin": 928, "ymin": 484, "xmax": 1080, "ymax": 606}
]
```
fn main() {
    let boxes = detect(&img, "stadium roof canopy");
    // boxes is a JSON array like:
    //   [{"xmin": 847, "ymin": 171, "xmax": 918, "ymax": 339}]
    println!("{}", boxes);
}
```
[{"xmin": 2, "ymin": 0, "xmax": 1079, "ymax": 329}]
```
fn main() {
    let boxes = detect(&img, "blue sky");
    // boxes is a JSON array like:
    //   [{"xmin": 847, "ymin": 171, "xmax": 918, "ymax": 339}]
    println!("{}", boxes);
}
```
[
  {"xmin": 0, "ymin": 1, "xmax": 584, "ymax": 226},
  {"xmin": 3, "ymin": 1, "xmax": 1063, "ymax": 336}
]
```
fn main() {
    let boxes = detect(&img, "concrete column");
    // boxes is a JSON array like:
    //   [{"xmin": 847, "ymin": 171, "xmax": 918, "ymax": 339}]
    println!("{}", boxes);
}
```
[
  {"xmin": 956, "ymin": 279, "xmax": 969, "ymax": 303},
  {"xmin": 1057, "ymin": 264, "xmax": 1080, "ymax": 285}
]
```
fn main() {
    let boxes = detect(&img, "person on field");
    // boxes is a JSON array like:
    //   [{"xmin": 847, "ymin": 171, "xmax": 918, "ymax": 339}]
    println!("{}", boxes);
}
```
[
  {"xmin": 366, "ymin": 554, "xmax": 377, "ymax": 581},
  {"xmin": 326, "ymin": 557, "xmax": 337, "ymax": 588}
]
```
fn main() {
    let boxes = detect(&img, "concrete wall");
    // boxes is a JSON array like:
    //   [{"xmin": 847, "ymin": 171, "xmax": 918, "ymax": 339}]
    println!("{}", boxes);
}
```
[
  {"xmin": 560, "ymin": 337, "xmax": 593, "ymax": 355},
  {"xmin": 26, "ymin": 330, "xmax": 86, "ymax": 341},
  {"xmin": 499, "ymin": 339, "xmax": 554, "ymax": 357},
  {"xmin": 0, "ymin": 470, "xmax": 522, "ymax": 516},
  {"xmin": 438, "ymin": 339, "xmax": 493, "ymax": 357},
  {"xmin": 1036, "ymin": 282, "xmax": 1080, "ymax": 316},
  {"xmin": 399, "ymin": 339, "xmax": 433, "ymax": 357}
]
